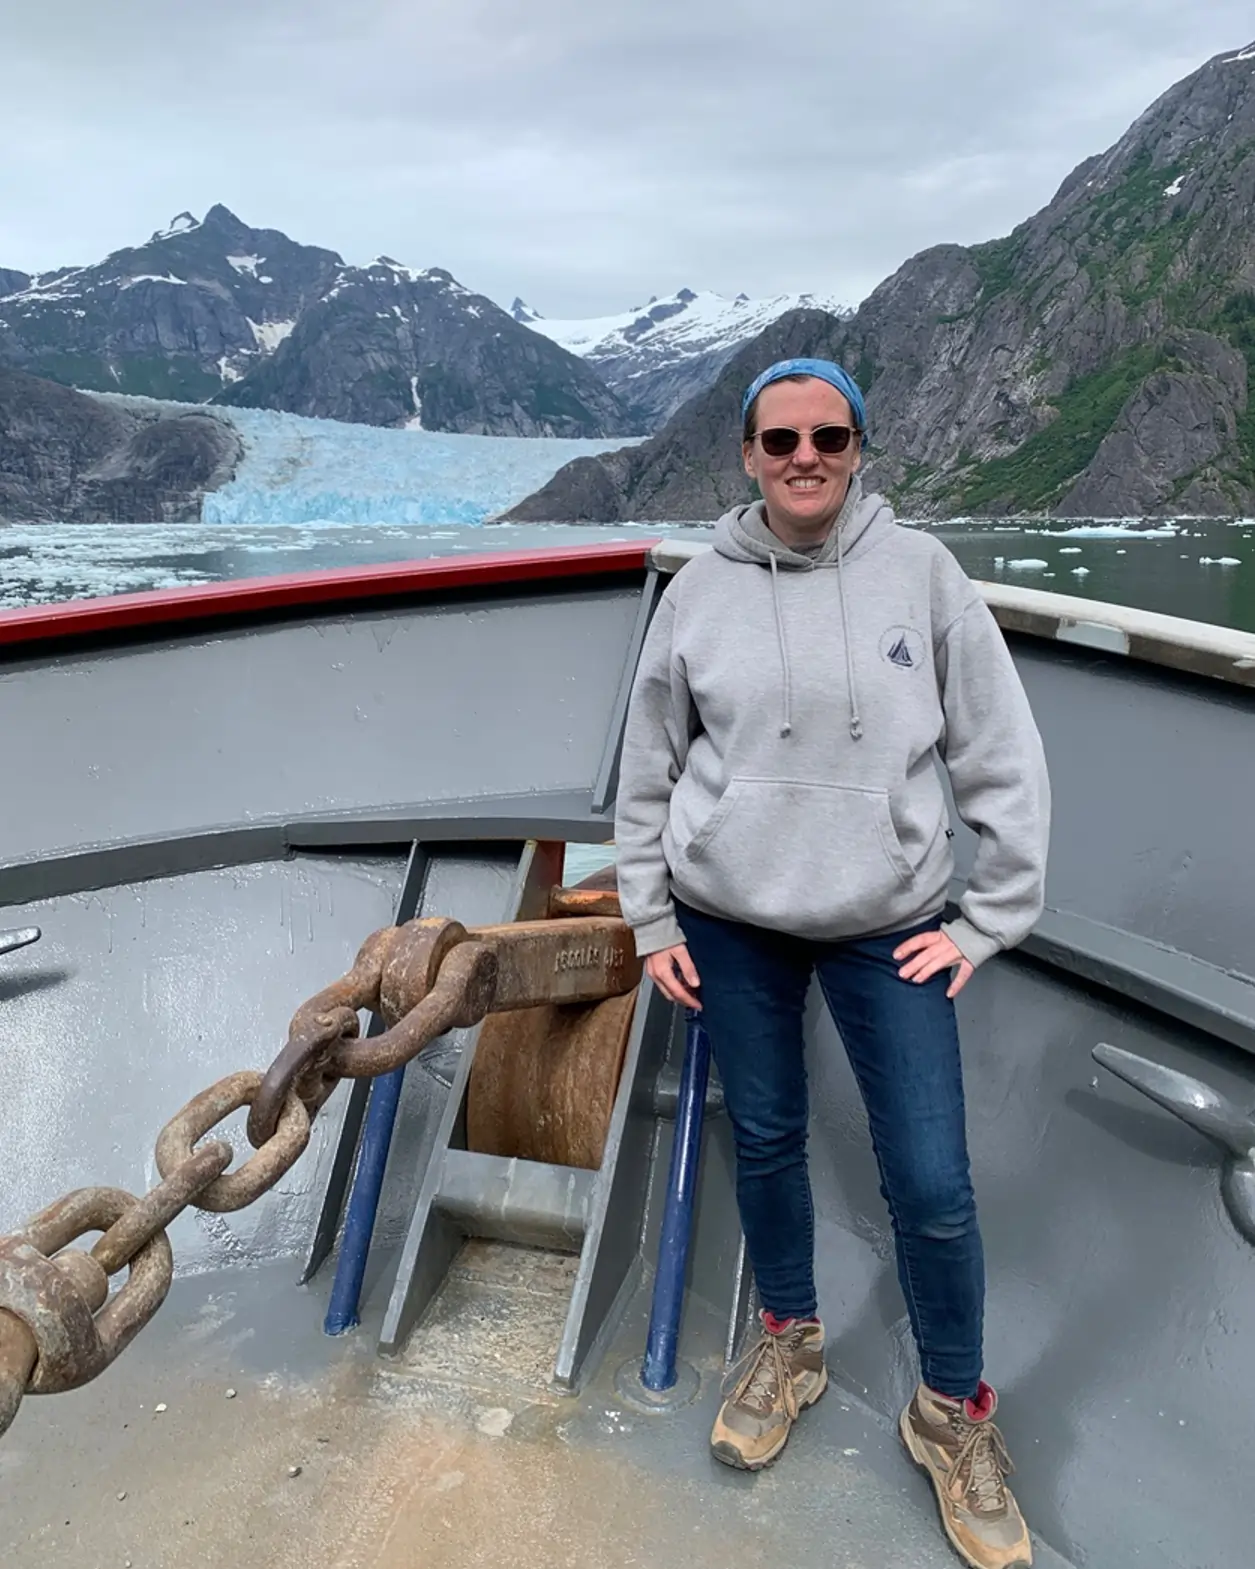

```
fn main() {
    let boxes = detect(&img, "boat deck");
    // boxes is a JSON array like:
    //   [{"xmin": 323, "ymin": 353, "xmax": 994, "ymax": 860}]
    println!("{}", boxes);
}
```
[{"xmin": 0, "ymin": 1248, "xmax": 1072, "ymax": 1569}]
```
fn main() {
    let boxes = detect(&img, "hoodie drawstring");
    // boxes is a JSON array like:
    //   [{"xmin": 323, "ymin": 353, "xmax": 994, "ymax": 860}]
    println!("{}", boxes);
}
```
[
  {"xmin": 835, "ymin": 539, "xmax": 864, "ymax": 741},
  {"xmin": 768, "ymin": 545, "xmax": 864, "ymax": 744},
  {"xmin": 769, "ymin": 552, "xmax": 793, "ymax": 738}
]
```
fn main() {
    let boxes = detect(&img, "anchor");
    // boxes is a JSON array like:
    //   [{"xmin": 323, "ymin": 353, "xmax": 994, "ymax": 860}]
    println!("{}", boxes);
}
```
[
  {"xmin": 1092, "ymin": 1041, "xmax": 1255, "ymax": 1245},
  {"xmin": 0, "ymin": 928, "xmax": 40, "ymax": 959}
]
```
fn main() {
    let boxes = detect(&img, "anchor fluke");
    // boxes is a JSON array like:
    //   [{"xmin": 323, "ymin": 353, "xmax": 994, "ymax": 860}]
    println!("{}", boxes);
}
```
[
  {"xmin": 0, "ymin": 929, "xmax": 40, "ymax": 959},
  {"xmin": 1092, "ymin": 1041, "xmax": 1255, "ymax": 1245}
]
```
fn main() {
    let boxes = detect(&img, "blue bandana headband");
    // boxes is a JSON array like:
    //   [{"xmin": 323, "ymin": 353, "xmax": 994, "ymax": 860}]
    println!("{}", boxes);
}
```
[{"xmin": 741, "ymin": 357, "xmax": 869, "ymax": 448}]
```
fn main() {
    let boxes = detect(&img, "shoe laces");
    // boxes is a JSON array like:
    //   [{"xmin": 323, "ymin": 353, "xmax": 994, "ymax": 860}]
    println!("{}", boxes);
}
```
[
  {"xmin": 721, "ymin": 1328, "xmax": 800, "ymax": 1419},
  {"xmin": 948, "ymin": 1410, "xmax": 1015, "ymax": 1516}
]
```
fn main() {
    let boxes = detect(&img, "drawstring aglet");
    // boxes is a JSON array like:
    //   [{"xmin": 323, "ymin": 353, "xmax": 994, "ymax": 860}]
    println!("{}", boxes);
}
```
[{"xmin": 850, "ymin": 718, "xmax": 864, "ymax": 740}]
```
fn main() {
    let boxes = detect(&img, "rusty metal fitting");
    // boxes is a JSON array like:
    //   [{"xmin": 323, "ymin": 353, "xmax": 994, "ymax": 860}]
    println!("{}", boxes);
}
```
[
  {"xmin": 157, "ymin": 1072, "xmax": 310, "ymax": 1213},
  {"xmin": 249, "ymin": 918, "xmax": 476, "ymax": 1145},
  {"xmin": 92, "ymin": 1142, "xmax": 233, "ymax": 1274},
  {"xmin": 0, "ymin": 1310, "xmax": 37, "ymax": 1438},
  {"xmin": 0, "ymin": 1188, "xmax": 173, "ymax": 1397}
]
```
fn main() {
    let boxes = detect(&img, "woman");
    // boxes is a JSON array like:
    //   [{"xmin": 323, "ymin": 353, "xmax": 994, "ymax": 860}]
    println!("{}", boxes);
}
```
[{"xmin": 614, "ymin": 358, "xmax": 1049, "ymax": 1569}]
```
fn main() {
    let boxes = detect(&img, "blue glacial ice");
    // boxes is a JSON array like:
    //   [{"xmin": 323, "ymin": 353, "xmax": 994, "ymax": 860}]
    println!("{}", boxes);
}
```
[{"xmin": 200, "ymin": 405, "xmax": 639, "ymax": 526}]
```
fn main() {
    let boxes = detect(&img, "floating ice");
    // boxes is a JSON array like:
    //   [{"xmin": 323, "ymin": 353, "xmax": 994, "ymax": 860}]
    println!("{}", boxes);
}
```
[
  {"xmin": 1007, "ymin": 558, "xmax": 1049, "ymax": 570},
  {"xmin": 1199, "ymin": 556, "xmax": 1242, "ymax": 566}
]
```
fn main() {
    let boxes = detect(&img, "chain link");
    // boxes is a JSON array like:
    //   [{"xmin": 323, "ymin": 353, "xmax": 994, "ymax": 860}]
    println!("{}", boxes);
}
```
[{"xmin": 0, "ymin": 905, "xmax": 639, "ymax": 1441}]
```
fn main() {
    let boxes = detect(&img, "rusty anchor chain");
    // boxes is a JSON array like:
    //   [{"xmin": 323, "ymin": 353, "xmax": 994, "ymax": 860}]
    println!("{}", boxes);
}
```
[{"xmin": 0, "ymin": 899, "xmax": 639, "ymax": 1441}]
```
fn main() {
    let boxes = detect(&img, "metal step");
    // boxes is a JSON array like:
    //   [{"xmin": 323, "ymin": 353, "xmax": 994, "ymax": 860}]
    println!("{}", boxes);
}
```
[{"xmin": 378, "ymin": 840, "xmax": 679, "ymax": 1392}]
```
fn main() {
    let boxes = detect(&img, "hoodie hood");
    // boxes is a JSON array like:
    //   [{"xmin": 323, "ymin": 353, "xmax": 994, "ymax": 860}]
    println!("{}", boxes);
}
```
[
  {"xmin": 710, "ymin": 476, "xmax": 897, "ymax": 741},
  {"xmin": 712, "ymin": 474, "xmax": 893, "ymax": 569}
]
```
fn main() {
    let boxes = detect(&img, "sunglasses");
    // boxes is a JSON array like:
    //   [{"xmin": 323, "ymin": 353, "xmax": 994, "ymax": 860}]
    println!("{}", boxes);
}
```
[{"xmin": 754, "ymin": 424, "xmax": 857, "ymax": 458}]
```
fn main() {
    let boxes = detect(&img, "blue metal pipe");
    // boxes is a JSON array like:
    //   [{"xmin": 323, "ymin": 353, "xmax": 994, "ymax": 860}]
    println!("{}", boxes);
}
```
[
  {"xmin": 641, "ymin": 1010, "xmax": 711, "ymax": 1391},
  {"xmin": 323, "ymin": 1063, "xmax": 406, "ymax": 1335}
]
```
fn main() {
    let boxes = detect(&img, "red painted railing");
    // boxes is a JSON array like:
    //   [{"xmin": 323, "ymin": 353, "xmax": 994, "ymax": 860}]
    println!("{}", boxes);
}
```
[{"xmin": 0, "ymin": 542, "xmax": 657, "ymax": 649}]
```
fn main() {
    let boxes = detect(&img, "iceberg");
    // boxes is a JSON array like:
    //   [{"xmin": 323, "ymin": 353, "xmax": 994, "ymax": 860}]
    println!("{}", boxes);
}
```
[{"xmin": 200, "ymin": 405, "xmax": 639, "ymax": 527}]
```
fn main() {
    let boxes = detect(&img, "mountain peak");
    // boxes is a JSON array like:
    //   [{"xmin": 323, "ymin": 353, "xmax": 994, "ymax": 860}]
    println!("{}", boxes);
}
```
[
  {"xmin": 202, "ymin": 203, "xmax": 249, "ymax": 232},
  {"xmin": 520, "ymin": 286, "xmax": 851, "ymax": 424},
  {"xmin": 511, "ymin": 297, "xmax": 541, "ymax": 324}
]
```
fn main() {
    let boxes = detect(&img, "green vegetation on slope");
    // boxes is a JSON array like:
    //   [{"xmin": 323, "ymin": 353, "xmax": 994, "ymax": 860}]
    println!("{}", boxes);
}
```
[
  {"xmin": 1214, "ymin": 292, "xmax": 1255, "ymax": 494},
  {"xmin": 951, "ymin": 346, "xmax": 1164, "ymax": 513}
]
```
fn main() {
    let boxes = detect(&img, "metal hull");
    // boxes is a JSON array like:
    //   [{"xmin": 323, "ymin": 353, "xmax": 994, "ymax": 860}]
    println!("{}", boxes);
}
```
[{"xmin": 2, "ymin": 544, "xmax": 1253, "ymax": 1568}]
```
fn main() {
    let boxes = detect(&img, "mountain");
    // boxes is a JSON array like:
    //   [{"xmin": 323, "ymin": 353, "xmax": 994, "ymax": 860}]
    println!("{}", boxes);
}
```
[
  {"xmin": 214, "ymin": 260, "xmax": 635, "ymax": 437},
  {"xmin": 0, "ymin": 207, "xmax": 639, "ymax": 439},
  {"xmin": 0, "ymin": 366, "xmax": 240, "ymax": 524},
  {"xmin": 0, "ymin": 207, "xmax": 341, "ymax": 404},
  {"xmin": 0, "ymin": 268, "xmax": 30, "ymax": 297},
  {"xmin": 507, "ymin": 41, "xmax": 1255, "ymax": 522},
  {"xmin": 517, "ymin": 287, "xmax": 851, "ymax": 428}
]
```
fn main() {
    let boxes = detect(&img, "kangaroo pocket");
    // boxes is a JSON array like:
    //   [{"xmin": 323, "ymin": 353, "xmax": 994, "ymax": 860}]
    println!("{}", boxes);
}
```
[{"xmin": 674, "ymin": 777, "xmax": 917, "ymax": 937}]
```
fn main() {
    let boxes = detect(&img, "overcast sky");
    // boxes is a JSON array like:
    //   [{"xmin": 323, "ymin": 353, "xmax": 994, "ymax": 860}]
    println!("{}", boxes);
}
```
[{"xmin": 2, "ymin": 1, "xmax": 1252, "ymax": 318}]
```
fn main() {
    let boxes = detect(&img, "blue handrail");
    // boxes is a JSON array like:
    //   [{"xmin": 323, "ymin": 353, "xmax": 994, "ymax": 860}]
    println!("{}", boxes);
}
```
[
  {"xmin": 323, "ymin": 1063, "xmax": 406, "ymax": 1334},
  {"xmin": 640, "ymin": 1010, "xmax": 711, "ymax": 1391}
]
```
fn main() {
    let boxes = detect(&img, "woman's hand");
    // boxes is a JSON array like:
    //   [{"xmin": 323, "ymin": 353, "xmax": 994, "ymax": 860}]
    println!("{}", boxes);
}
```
[
  {"xmin": 894, "ymin": 929, "xmax": 974, "ymax": 998},
  {"xmin": 644, "ymin": 944, "xmax": 702, "ymax": 1010}
]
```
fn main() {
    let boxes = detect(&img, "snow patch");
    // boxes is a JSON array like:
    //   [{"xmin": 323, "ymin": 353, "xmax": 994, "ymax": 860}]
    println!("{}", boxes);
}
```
[
  {"xmin": 152, "ymin": 212, "xmax": 201, "ymax": 241},
  {"xmin": 217, "ymin": 355, "xmax": 242, "ymax": 384},
  {"xmin": 120, "ymin": 274, "xmax": 188, "ymax": 288},
  {"xmin": 1224, "ymin": 45, "xmax": 1255, "ymax": 63},
  {"xmin": 1163, "ymin": 175, "xmax": 1186, "ymax": 197},
  {"xmin": 247, "ymin": 318, "xmax": 296, "ymax": 352},
  {"xmin": 227, "ymin": 254, "xmax": 264, "ymax": 278},
  {"xmin": 406, "ymin": 376, "xmax": 424, "ymax": 431}
]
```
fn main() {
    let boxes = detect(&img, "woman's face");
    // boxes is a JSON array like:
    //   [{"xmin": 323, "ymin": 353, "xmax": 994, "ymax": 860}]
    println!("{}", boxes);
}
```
[{"xmin": 742, "ymin": 377, "xmax": 861, "ymax": 540}]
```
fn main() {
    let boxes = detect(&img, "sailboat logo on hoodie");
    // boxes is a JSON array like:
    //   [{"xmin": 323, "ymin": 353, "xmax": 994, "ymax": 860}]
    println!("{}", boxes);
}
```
[{"xmin": 879, "ymin": 626, "xmax": 925, "ymax": 671}]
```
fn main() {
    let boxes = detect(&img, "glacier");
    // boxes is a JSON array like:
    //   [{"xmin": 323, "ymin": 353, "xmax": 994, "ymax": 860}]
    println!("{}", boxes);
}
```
[{"xmin": 200, "ymin": 404, "xmax": 640, "ymax": 526}]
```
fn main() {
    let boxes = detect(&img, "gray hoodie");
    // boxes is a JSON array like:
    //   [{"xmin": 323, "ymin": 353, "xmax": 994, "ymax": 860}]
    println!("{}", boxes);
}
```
[{"xmin": 613, "ymin": 475, "xmax": 1051, "ymax": 967}]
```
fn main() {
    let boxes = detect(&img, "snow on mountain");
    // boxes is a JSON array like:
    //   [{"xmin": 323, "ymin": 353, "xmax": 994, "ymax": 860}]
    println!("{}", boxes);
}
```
[{"xmin": 517, "ymin": 286, "xmax": 852, "ymax": 426}]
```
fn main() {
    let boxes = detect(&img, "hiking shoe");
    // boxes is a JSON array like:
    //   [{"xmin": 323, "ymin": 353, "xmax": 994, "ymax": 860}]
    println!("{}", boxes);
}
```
[
  {"xmin": 710, "ymin": 1315, "xmax": 827, "ymax": 1470},
  {"xmin": 900, "ymin": 1382, "xmax": 1033, "ymax": 1569}
]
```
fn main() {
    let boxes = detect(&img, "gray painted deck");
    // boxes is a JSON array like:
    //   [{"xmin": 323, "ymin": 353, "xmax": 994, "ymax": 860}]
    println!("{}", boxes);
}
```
[{"xmin": 2, "ymin": 557, "xmax": 1252, "ymax": 1567}]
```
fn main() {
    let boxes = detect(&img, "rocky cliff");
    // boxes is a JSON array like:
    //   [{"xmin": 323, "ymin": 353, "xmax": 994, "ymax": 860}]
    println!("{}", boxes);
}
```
[
  {"xmin": 0, "ymin": 367, "xmax": 241, "ymax": 523},
  {"xmin": 0, "ymin": 209, "xmax": 638, "ymax": 439},
  {"xmin": 507, "ymin": 40, "xmax": 1255, "ymax": 521}
]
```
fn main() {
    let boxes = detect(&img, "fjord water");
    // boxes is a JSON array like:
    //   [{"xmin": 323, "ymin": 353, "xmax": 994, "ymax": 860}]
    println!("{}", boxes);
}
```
[{"xmin": 2, "ymin": 515, "xmax": 1251, "ymax": 632}]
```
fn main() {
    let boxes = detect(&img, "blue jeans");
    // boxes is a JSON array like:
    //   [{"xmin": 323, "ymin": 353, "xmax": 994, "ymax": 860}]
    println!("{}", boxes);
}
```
[{"xmin": 674, "ymin": 898, "xmax": 985, "ymax": 1400}]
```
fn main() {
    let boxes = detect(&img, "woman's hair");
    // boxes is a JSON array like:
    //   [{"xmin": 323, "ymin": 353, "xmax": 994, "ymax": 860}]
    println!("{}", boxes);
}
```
[{"xmin": 742, "ymin": 372, "xmax": 862, "ymax": 443}]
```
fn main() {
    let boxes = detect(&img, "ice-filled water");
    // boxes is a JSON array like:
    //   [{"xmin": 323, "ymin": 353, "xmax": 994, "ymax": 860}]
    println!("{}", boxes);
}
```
[{"xmin": 3, "ymin": 391, "xmax": 1252, "ymax": 631}]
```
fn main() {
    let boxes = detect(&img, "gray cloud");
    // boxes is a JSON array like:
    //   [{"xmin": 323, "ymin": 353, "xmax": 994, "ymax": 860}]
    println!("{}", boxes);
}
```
[{"xmin": 1, "ymin": 0, "xmax": 1252, "ymax": 315}]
